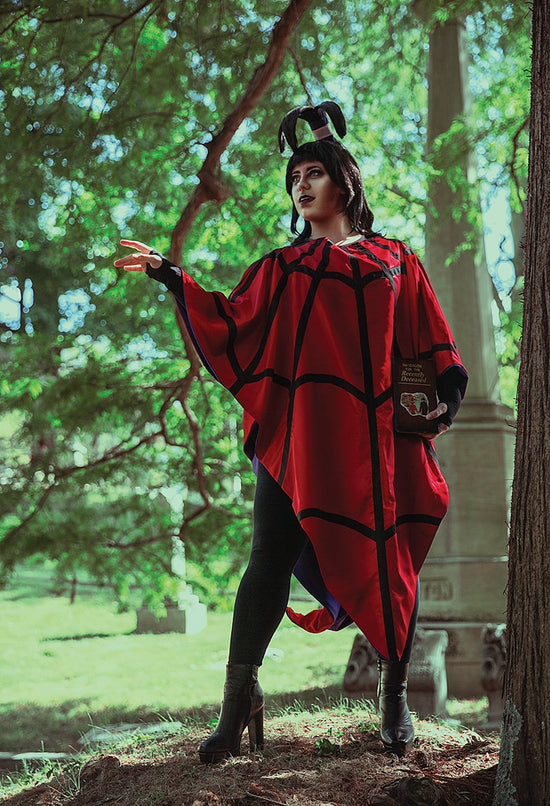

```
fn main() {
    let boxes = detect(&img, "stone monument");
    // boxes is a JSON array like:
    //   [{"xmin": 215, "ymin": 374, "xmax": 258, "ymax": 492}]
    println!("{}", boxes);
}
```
[
  {"xmin": 136, "ymin": 537, "xmax": 207, "ymax": 635},
  {"xmin": 480, "ymin": 623, "xmax": 506, "ymax": 732},
  {"xmin": 343, "ymin": 628, "xmax": 449, "ymax": 719},
  {"xmin": 414, "ymin": 11, "xmax": 515, "ymax": 696}
]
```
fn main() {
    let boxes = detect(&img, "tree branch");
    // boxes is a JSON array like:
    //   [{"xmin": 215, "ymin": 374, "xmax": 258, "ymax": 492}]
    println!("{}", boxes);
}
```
[
  {"xmin": 64, "ymin": 431, "xmax": 164, "ymax": 477},
  {"xmin": 0, "ymin": 428, "xmax": 165, "ymax": 553},
  {"xmin": 169, "ymin": 0, "xmax": 315, "ymax": 264},
  {"xmin": 37, "ymin": 2, "xmax": 154, "ymax": 27},
  {"xmin": 288, "ymin": 46, "xmax": 314, "ymax": 104},
  {"xmin": 105, "ymin": 533, "xmax": 177, "ymax": 550},
  {"xmin": 386, "ymin": 183, "xmax": 424, "ymax": 208},
  {"xmin": 179, "ymin": 397, "xmax": 211, "ymax": 509},
  {"xmin": 159, "ymin": 0, "xmax": 315, "ymax": 550},
  {"xmin": 0, "ymin": 485, "xmax": 56, "ymax": 559},
  {"xmin": 38, "ymin": 0, "xmax": 158, "ymax": 130},
  {"xmin": 101, "ymin": 2, "xmax": 163, "ymax": 117}
]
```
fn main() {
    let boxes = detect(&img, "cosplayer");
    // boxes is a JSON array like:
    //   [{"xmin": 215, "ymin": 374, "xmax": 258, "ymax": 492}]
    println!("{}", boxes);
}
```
[{"xmin": 114, "ymin": 101, "xmax": 468, "ymax": 761}]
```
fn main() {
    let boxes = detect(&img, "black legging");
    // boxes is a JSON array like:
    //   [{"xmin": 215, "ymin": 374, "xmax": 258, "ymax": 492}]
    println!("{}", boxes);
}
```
[{"xmin": 228, "ymin": 463, "xmax": 418, "ymax": 665}]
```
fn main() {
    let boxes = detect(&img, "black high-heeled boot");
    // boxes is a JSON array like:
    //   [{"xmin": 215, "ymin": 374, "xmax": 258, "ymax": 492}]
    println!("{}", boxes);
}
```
[
  {"xmin": 378, "ymin": 658, "xmax": 414, "ymax": 755},
  {"xmin": 198, "ymin": 663, "xmax": 264, "ymax": 764}
]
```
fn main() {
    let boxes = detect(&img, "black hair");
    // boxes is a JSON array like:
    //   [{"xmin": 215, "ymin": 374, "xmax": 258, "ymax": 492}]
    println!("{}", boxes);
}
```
[{"xmin": 285, "ymin": 139, "xmax": 376, "ymax": 244}]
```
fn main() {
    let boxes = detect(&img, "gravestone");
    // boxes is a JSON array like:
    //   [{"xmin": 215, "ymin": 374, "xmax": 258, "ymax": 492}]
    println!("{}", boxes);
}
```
[
  {"xmin": 419, "ymin": 400, "xmax": 513, "ymax": 696},
  {"xmin": 136, "ymin": 537, "xmax": 207, "ymax": 634},
  {"xmin": 0, "ymin": 752, "xmax": 72, "ymax": 771},
  {"xmin": 343, "ymin": 628, "xmax": 449, "ymax": 718},
  {"xmin": 343, "ymin": 632, "xmax": 379, "ymax": 699},
  {"xmin": 79, "ymin": 721, "xmax": 183, "ymax": 747},
  {"xmin": 416, "ymin": 11, "xmax": 515, "ymax": 696},
  {"xmin": 480, "ymin": 623, "xmax": 506, "ymax": 732}
]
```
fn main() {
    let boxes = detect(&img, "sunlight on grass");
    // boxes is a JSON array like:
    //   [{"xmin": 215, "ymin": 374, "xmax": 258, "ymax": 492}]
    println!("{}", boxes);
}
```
[
  {"xmin": 0, "ymin": 567, "xmax": 489, "ymax": 759},
  {"xmin": 0, "ymin": 594, "xmax": 353, "ymax": 710},
  {"xmin": 0, "ymin": 569, "xmax": 355, "ymax": 754}
]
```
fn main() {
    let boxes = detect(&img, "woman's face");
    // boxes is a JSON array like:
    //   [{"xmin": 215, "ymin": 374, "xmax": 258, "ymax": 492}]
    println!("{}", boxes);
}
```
[{"xmin": 290, "ymin": 161, "xmax": 346, "ymax": 226}]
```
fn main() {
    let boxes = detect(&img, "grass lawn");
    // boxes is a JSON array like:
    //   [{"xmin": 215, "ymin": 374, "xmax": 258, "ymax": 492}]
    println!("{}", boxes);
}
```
[
  {"xmin": 0, "ymin": 568, "xmax": 488, "ymax": 756},
  {"xmin": 0, "ymin": 568, "xmax": 361, "ymax": 754}
]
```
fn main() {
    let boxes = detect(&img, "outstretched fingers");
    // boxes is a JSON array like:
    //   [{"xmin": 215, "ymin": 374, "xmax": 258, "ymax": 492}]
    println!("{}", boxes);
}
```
[
  {"xmin": 114, "ymin": 239, "xmax": 162, "ymax": 272},
  {"xmin": 120, "ymin": 239, "xmax": 153, "ymax": 252}
]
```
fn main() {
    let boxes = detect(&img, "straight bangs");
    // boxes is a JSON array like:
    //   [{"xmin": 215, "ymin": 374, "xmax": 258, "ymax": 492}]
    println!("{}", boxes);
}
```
[
  {"xmin": 285, "ymin": 141, "xmax": 340, "ymax": 194},
  {"xmin": 285, "ymin": 140, "xmax": 376, "ymax": 243}
]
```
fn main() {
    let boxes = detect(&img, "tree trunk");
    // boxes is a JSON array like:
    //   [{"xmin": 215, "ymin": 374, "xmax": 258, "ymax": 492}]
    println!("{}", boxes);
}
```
[{"xmin": 493, "ymin": 2, "xmax": 550, "ymax": 803}]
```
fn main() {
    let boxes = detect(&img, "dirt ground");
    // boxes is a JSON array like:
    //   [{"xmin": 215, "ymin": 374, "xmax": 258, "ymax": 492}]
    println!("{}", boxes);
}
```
[{"xmin": 1, "ymin": 710, "xmax": 499, "ymax": 806}]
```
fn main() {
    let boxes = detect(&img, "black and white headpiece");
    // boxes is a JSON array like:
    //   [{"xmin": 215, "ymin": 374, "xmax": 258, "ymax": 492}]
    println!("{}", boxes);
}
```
[{"xmin": 278, "ymin": 101, "xmax": 347, "ymax": 153}]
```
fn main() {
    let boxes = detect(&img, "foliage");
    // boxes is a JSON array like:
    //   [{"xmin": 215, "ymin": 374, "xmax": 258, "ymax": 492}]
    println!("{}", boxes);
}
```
[{"xmin": 0, "ymin": 1, "xmax": 530, "ymax": 603}]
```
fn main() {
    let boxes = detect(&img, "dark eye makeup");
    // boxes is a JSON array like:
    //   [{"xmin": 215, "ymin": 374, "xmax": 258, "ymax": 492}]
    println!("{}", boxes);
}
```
[{"xmin": 291, "ymin": 166, "xmax": 324, "ymax": 183}]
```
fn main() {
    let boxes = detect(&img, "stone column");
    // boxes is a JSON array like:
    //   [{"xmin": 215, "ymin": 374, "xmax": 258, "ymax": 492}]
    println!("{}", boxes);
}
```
[{"xmin": 415, "ymin": 12, "xmax": 515, "ymax": 696}]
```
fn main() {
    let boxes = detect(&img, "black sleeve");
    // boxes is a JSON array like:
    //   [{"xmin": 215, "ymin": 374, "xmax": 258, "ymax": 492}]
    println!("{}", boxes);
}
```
[
  {"xmin": 436, "ymin": 366, "xmax": 465, "ymax": 427},
  {"xmin": 145, "ymin": 253, "xmax": 185, "ymax": 304}
]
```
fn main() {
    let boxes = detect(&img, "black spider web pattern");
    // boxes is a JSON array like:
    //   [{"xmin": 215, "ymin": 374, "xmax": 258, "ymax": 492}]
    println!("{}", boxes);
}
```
[{"xmin": 182, "ymin": 237, "xmax": 449, "ymax": 660}]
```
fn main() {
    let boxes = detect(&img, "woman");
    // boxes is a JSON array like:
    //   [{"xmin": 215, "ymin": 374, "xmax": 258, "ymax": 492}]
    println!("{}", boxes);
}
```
[{"xmin": 114, "ymin": 102, "xmax": 468, "ymax": 762}]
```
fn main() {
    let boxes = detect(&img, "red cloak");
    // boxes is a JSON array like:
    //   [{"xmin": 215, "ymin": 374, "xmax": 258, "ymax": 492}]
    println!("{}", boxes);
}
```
[{"xmin": 174, "ymin": 236, "xmax": 467, "ymax": 661}]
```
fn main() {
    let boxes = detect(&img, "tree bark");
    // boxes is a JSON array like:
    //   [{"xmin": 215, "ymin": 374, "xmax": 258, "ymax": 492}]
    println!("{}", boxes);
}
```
[{"xmin": 493, "ymin": 2, "xmax": 550, "ymax": 803}]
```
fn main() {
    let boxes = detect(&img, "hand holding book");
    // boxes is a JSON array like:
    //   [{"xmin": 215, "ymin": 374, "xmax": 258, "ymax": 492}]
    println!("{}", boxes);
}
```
[
  {"xmin": 424, "ymin": 402, "xmax": 449, "ymax": 439},
  {"xmin": 392, "ymin": 358, "xmax": 449, "ymax": 439}
]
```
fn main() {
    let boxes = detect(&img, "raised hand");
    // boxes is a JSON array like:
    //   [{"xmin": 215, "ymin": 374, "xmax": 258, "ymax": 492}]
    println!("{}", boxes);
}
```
[{"xmin": 113, "ymin": 239, "xmax": 162, "ymax": 272}]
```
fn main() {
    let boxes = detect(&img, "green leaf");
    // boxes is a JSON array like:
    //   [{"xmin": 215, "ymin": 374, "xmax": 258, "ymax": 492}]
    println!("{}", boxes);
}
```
[{"xmin": 28, "ymin": 380, "xmax": 43, "ymax": 399}]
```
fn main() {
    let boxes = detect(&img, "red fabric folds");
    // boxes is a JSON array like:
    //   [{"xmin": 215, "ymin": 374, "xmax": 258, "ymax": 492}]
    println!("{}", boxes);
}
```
[{"xmin": 176, "ymin": 236, "xmax": 467, "ymax": 660}]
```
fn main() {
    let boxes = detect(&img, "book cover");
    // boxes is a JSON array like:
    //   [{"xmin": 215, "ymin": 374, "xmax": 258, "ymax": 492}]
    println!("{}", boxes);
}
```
[{"xmin": 393, "ymin": 358, "xmax": 438, "ymax": 434}]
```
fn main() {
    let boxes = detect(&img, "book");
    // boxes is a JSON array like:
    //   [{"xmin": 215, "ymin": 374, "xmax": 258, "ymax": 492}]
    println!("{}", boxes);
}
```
[{"xmin": 393, "ymin": 357, "xmax": 438, "ymax": 434}]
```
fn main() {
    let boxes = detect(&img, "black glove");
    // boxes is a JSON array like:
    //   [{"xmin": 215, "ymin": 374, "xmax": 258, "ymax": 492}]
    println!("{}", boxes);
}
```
[
  {"xmin": 436, "ymin": 367, "xmax": 465, "ymax": 427},
  {"xmin": 145, "ymin": 252, "xmax": 183, "ymax": 299}
]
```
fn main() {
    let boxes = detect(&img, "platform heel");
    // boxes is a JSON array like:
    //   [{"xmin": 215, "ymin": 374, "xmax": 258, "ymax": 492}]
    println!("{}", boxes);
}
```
[{"xmin": 199, "ymin": 663, "xmax": 264, "ymax": 764}]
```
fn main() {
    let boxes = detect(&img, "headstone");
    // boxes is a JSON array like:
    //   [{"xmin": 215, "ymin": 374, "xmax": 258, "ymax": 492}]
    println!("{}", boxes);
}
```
[
  {"xmin": 407, "ymin": 628, "xmax": 449, "ymax": 718},
  {"xmin": 343, "ymin": 633, "xmax": 379, "ymax": 698},
  {"xmin": 419, "ymin": 402, "xmax": 513, "ymax": 696},
  {"xmin": 135, "ymin": 537, "xmax": 207, "ymax": 634},
  {"xmin": 136, "ymin": 598, "xmax": 207, "ymax": 635},
  {"xmin": 480, "ymin": 623, "xmax": 506, "ymax": 731},
  {"xmin": 343, "ymin": 628, "xmax": 449, "ymax": 718},
  {"xmin": 414, "ymin": 12, "xmax": 514, "ymax": 697}
]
